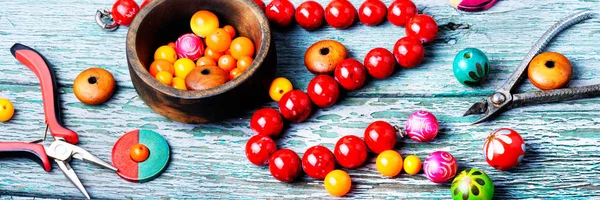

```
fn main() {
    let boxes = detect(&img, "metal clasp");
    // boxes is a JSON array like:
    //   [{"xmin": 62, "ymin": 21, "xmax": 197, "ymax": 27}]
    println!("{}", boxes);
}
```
[{"xmin": 95, "ymin": 10, "xmax": 119, "ymax": 32}]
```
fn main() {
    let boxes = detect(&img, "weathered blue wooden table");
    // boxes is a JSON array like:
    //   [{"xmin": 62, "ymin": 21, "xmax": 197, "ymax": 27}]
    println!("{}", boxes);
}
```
[{"xmin": 1, "ymin": 0, "xmax": 600, "ymax": 199}]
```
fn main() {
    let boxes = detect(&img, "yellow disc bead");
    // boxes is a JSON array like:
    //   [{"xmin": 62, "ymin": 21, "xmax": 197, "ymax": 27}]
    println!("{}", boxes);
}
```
[
  {"xmin": 173, "ymin": 58, "xmax": 196, "ymax": 79},
  {"xmin": 154, "ymin": 45, "xmax": 177, "ymax": 64},
  {"xmin": 324, "ymin": 170, "xmax": 351, "ymax": 197},
  {"xmin": 172, "ymin": 77, "xmax": 187, "ymax": 90},
  {"xmin": 269, "ymin": 77, "xmax": 293, "ymax": 102},
  {"xmin": 376, "ymin": 150, "xmax": 403, "ymax": 177},
  {"xmin": 155, "ymin": 71, "xmax": 173, "ymax": 86},
  {"xmin": 403, "ymin": 155, "xmax": 422, "ymax": 175},
  {"xmin": 0, "ymin": 98, "xmax": 15, "ymax": 122}
]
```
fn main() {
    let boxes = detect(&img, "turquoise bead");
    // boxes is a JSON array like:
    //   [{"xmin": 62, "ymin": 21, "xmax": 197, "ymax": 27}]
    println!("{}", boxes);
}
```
[{"xmin": 452, "ymin": 48, "xmax": 490, "ymax": 86}]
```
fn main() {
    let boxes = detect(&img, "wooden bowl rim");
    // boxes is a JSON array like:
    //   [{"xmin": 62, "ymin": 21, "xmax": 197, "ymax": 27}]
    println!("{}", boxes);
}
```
[{"xmin": 126, "ymin": 0, "xmax": 271, "ymax": 99}]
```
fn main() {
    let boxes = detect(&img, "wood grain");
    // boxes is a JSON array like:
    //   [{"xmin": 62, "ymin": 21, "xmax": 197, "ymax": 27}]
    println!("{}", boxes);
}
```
[{"xmin": 1, "ymin": 0, "xmax": 600, "ymax": 199}]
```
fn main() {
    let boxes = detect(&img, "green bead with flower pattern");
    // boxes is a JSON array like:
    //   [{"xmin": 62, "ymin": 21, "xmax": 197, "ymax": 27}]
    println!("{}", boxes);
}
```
[
  {"xmin": 451, "ymin": 168, "xmax": 494, "ymax": 200},
  {"xmin": 453, "ymin": 48, "xmax": 490, "ymax": 86}
]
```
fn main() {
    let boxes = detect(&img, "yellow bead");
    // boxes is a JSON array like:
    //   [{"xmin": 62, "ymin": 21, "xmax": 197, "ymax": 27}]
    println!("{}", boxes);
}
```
[
  {"xmin": 0, "ymin": 98, "xmax": 15, "ymax": 122},
  {"xmin": 403, "ymin": 155, "xmax": 422, "ymax": 175},
  {"xmin": 173, "ymin": 58, "xmax": 196, "ymax": 79},
  {"xmin": 269, "ymin": 77, "xmax": 293, "ymax": 102},
  {"xmin": 324, "ymin": 170, "xmax": 351, "ymax": 197},
  {"xmin": 155, "ymin": 71, "xmax": 173, "ymax": 86},
  {"xmin": 172, "ymin": 77, "xmax": 187, "ymax": 90},
  {"xmin": 190, "ymin": 10, "xmax": 219, "ymax": 38},
  {"xmin": 376, "ymin": 150, "xmax": 403, "ymax": 177},
  {"xmin": 154, "ymin": 45, "xmax": 177, "ymax": 64}
]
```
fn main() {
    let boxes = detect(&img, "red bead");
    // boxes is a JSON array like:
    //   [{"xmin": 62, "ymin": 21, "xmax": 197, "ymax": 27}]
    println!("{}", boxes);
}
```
[
  {"xmin": 140, "ymin": 0, "xmax": 150, "ymax": 9},
  {"xmin": 266, "ymin": 0, "xmax": 296, "ymax": 27},
  {"xmin": 393, "ymin": 37, "xmax": 425, "ymax": 68},
  {"xmin": 387, "ymin": 0, "xmax": 417, "ymax": 26},
  {"xmin": 111, "ymin": 0, "xmax": 140, "ymax": 26},
  {"xmin": 295, "ymin": 1, "xmax": 325, "ymax": 30},
  {"xmin": 325, "ymin": 0, "xmax": 357, "ymax": 29},
  {"xmin": 364, "ymin": 48, "xmax": 395, "ymax": 79},
  {"xmin": 245, "ymin": 135, "xmax": 278, "ymax": 166},
  {"xmin": 334, "ymin": 135, "xmax": 368, "ymax": 169},
  {"xmin": 250, "ymin": 108, "xmax": 284, "ymax": 138},
  {"xmin": 253, "ymin": 0, "xmax": 266, "ymax": 11},
  {"xmin": 334, "ymin": 58, "xmax": 367, "ymax": 91},
  {"xmin": 406, "ymin": 14, "xmax": 438, "ymax": 44},
  {"xmin": 358, "ymin": 0, "xmax": 387, "ymax": 26},
  {"xmin": 269, "ymin": 149, "xmax": 302, "ymax": 182},
  {"xmin": 364, "ymin": 121, "xmax": 397, "ymax": 154},
  {"xmin": 307, "ymin": 75, "xmax": 340, "ymax": 108},
  {"xmin": 483, "ymin": 128, "xmax": 526, "ymax": 170},
  {"xmin": 302, "ymin": 146, "xmax": 335, "ymax": 179},
  {"xmin": 278, "ymin": 90, "xmax": 313, "ymax": 123}
]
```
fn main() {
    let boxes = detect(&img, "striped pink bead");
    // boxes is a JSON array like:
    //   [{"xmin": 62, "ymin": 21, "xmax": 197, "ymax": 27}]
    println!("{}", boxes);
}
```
[{"xmin": 175, "ymin": 33, "xmax": 204, "ymax": 60}]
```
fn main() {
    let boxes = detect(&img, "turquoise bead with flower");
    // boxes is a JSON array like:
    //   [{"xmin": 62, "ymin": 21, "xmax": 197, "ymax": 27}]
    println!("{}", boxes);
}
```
[{"xmin": 453, "ymin": 48, "xmax": 490, "ymax": 86}]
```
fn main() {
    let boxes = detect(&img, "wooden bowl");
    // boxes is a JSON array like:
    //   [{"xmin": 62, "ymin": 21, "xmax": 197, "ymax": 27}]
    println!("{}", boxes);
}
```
[{"xmin": 127, "ymin": 0, "xmax": 276, "ymax": 123}]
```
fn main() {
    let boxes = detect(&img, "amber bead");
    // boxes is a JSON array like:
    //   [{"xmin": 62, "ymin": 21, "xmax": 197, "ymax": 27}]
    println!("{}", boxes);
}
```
[
  {"xmin": 528, "ymin": 52, "xmax": 572, "ymax": 90},
  {"xmin": 184, "ymin": 65, "xmax": 228, "ymax": 90},
  {"xmin": 304, "ymin": 40, "xmax": 348, "ymax": 74},
  {"xmin": 73, "ymin": 68, "xmax": 116, "ymax": 105}
]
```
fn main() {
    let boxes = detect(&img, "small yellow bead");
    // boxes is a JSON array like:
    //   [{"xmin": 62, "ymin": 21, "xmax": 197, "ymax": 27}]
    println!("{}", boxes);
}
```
[
  {"xmin": 155, "ymin": 71, "xmax": 173, "ymax": 86},
  {"xmin": 324, "ymin": 170, "xmax": 351, "ymax": 197},
  {"xmin": 376, "ymin": 150, "xmax": 403, "ymax": 177},
  {"xmin": 269, "ymin": 77, "xmax": 293, "ymax": 102},
  {"xmin": 0, "ymin": 98, "xmax": 15, "ymax": 122},
  {"xmin": 172, "ymin": 77, "xmax": 187, "ymax": 90},
  {"xmin": 403, "ymin": 155, "xmax": 422, "ymax": 175},
  {"xmin": 173, "ymin": 58, "xmax": 196, "ymax": 79},
  {"xmin": 154, "ymin": 45, "xmax": 177, "ymax": 64}
]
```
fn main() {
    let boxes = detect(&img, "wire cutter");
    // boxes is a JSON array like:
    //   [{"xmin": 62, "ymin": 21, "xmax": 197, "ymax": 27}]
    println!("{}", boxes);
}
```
[
  {"xmin": 1, "ymin": 43, "xmax": 117, "ymax": 199},
  {"xmin": 464, "ymin": 11, "xmax": 599, "ymax": 124}
]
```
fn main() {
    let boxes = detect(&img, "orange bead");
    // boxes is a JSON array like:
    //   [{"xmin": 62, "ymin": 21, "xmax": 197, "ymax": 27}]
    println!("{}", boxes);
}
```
[
  {"xmin": 218, "ymin": 55, "xmax": 237, "ymax": 72},
  {"xmin": 167, "ymin": 42, "xmax": 176, "ymax": 49},
  {"xmin": 190, "ymin": 10, "xmax": 220, "ymax": 38},
  {"xmin": 225, "ymin": 49, "xmax": 232, "ymax": 55},
  {"xmin": 149, "ymin": 59, "xmax": 174, "ymax": 77},
  {"xmin": 230, "ymin": 36, "xmax": 255, "ymax": 60},
  {"xmin": 237, "ymin": 56, "xmax": 254, "ymax": 72},
  {"xmin": 196, "ymin": 56, "xmax": 217, "ymax": 67},
  {"xmin": 172, "ymin": 77, "xmax": 187, "ymax": 90},
  {"xmin": 155, "ymin": 71, "xmax": 173, "ymax": 86},
  {"xmin": 223, "ymin": 25, "xmax": 237, "ymax": 38},
  {"xmin": 528, "ymin": 52, "xmax": 572, "ymax": 90},
  {"xmin": 206, "ymin": 28, "xmax": 232, "ymax": 53},
  {"xmin": 205, "ymin": 48, "xmax": 224, "ymax": 61},
  {"xmin": 229, "ymin": 68, "xmax": 243, "ymax": 80},
  {"xmin": 324, "ymin": 170, "xmax": 351, "ymax": 197},
  {"xmin": 130, "ymin": 144, "xmax": 150, "ymax": 162},
  {"xmin": 154, "ymin": 45, "xmax": 178, "ymax": 64},
  {"xmin": 376, "ymin": 150, "xmax": 403, "ymax": 177}
]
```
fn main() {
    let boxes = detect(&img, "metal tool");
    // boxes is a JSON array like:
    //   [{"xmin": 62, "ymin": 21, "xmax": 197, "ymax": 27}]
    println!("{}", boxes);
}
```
[
  {"xmin": 464, "ymin": 10, "xmax": 598, "ymax": 124},
  {"xmin": 1, "ymin": 43, "xmax": 117, "ymax": 199}
]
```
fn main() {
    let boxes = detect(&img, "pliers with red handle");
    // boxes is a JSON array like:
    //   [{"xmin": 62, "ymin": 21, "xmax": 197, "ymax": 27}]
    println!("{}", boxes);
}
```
[{"xmin": 2, "ymin": 43, "xmax": 117, "ymax": 199}]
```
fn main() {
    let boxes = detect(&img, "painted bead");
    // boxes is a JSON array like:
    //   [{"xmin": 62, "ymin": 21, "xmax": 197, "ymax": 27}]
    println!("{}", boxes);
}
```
[
  {"xmin": 403, "ymin": 155, "xmax": 422, "ymax": 175},
  {"xmin": 423, "ymin": 151, "xmax": 458, "ymax": 183},
  {"xmin": 324, "ymin": 170, "xmax": 352, "ymax": 197},
  {"xmin": 269, "ymin": 149, "xmax": 302, "ymax": 182},
  {"xmin": 449, "ymin": 0, "xmax": 498, "ymax": 12},
  {"xmin": 405, "ymin": 111, "xmax": 439, "ymax": 142},
  {"xmin": 364, "ymin": 121, "xmax": 397, "ymax": 154},
  {"xmin": 453, "ymin": 48, "xmax": 490, "ymax": 86},
  {"xmin": 302, "ymin": 145, "xmax": 336, "ymax": 179},
  {"xmin": 528, "ymin": 52, "xmax": 572, "ymax": 90},
  {"xmin": 483, "ymin": 128, "xmax": 525, "ymax": 170},
  {"xmin": 250, "ymin": 108, "xmax": 284, "ymax": 138},
  {"xmin": 376, "ymin": 150, "xmax": 403, "ymax": 177},
  {"xmin": 334, "ymin": 135, "xmax": 368, "ymax": 169},
  {"xmin": 451, "ymin": 168, "xmax": 495, "ymax": 200},
  {"xmin": 245, "ymin": 135, "xmax": 277, "ymax": 166},
  {"xmin": 175, "ymin": 33, "xmax": 204, "ymax": 61},
  {"xmin": 405, "ymin": 14, "xmax": 438, "ymax": 44}
]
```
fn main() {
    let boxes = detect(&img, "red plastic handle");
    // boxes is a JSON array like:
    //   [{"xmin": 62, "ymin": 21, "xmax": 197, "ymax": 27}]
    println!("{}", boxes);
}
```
[
  {"xmin": 0, "ymin": 142, "xmax": 51, "ymax": 172},
  {"xmin": 10, "ymin": 44, "xmax": 79, "ymax": 144}
]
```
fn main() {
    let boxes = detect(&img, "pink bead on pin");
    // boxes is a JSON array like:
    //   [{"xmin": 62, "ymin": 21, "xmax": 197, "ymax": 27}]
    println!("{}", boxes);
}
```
[
  {"xmin": 405, "ymin": 110, "xmax": 439, "ymax": 142},
  {"xmin": 448, "ymin": 0, "xmax": 498, "ymax": 12}
]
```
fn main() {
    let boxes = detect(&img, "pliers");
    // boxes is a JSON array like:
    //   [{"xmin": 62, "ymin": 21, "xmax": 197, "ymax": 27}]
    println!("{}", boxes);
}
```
[
  {"xmin": 464, "ymin": 11, "xmax": 599, "ymax": 124},
  {"xmin": 1, "ymin": 43, "xmax": 117, "ymax": 199}
]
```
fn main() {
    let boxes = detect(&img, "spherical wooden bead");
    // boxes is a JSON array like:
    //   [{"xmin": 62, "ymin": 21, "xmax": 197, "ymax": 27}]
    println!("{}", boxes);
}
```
[
  {"xmin": 73, "ymin": 68, "xmax": 116, "ymax": 105},
  {"xmin": 528, "ymin": 52, "xmax": 572, "ymax": 90},
  {"xmin": 305, "ymin": 40, "xmax": 348, "ymax": 74},
  {"xmin": 453, "ymin": 48, "xmax": 490, "ymax": 86},
  {"xmin": 405, "ymin": 111, "xmax": 439, "ymax": 142},
  {"xmin": 175, "ymin": 33, "xmax": 204, "ymax": 61}
]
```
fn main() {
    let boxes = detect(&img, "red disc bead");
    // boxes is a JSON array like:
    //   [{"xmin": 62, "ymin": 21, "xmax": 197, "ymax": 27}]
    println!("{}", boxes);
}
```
[
  {"xmin": 364, "ymin": 47, "xmax": 396, "ymax": 79},
  {"xmin": 406, "ymin": 14, "xmax": 438, "ymax": 44},
  {"xmin": 387, "ymin": 0, "xmax": 417, "ymax": 27},
  {"xmin": 334, "ymin": 135, "xmax": 368, "ymax": 169},
  {"xmin": 334, "ymin": 58, "xmax": 367, "ymax": 91},
  {"xmin": 393, "ymin": 36, "xmax": 425, "ymax": 68},
  {"xmin": 307, "ymin": 75, "xmax": 340, "ymax": 108},
  {"xmin": 266, "ymin": 0, "xmax": 296, "ymax": 27},
  {"xmin": 358, "ymin": 0, "xmax": 387, "ymax": 26},
  {"xmin": 325, "ymin": 0, "xmax": 357, "ymax": 29},
  {"xmin": 245, "ymin": 135, "xmax": 278, "ymax": 166},
  {"xmin": 269, "ymin": 149, "xmax": 302, "ymax": 182},
  {"xmin": 111, "ymin": 0, "xmax": 140, "ymax": 26},
  {"xmin": 278, "ymin": 90, "xmax": 313, "ymax": 123},
  {"xmin": 302, "ymin": 146, "xmax": 336, "ymax": 179},
  {"xmin": 295, "ymin": 1, "xmax": 325, "ymax": 30},
  {"xmin": 364, "ymin": 121, "xmax": 398, "ymax": 154},
  {"xmin": 253, "ymin": 0, "xmax": 266, "ymax": 11},
  {"xmin": 250, "ymin": 108, "xmax": 284, "ymax": 138}
]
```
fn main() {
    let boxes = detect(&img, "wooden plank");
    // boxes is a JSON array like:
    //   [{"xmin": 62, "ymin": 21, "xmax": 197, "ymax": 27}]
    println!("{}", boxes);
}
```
[{"xmin": 0, "ymin": 0, "xmax": 599, "ymax": 199}]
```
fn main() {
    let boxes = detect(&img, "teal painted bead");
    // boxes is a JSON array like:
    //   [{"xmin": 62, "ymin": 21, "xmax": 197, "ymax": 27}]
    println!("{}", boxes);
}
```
[
  {"xmin": 452, "ymin": 48, "xmax": 490, "ymax": 86},
  {"xmin": 451, "ymin": 168, "xmax": 494, "ymax": 200}
]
